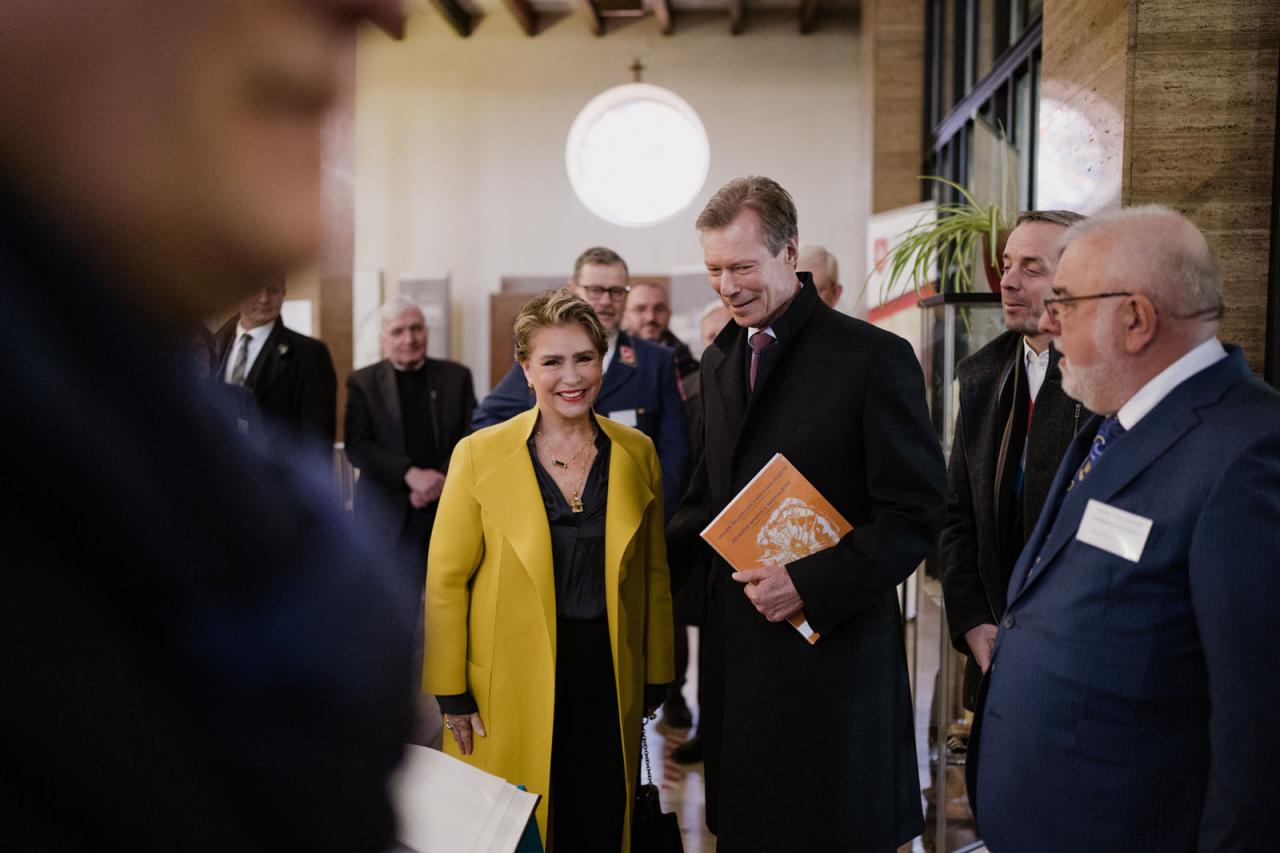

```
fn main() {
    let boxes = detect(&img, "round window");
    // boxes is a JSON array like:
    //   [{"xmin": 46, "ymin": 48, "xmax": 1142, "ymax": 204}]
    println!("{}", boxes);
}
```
[{"xmin": 566, "ymin": 83, "xmax": 710, "ymax": 228}]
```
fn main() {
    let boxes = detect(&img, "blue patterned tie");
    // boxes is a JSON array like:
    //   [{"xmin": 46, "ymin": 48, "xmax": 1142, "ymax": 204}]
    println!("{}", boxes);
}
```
[{"xmin": 1069, "ymin": 416, "xmax": 1125, "ymax": 489}]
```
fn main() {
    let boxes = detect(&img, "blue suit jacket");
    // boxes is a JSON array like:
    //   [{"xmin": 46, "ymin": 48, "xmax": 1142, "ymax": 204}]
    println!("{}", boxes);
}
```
[
  {"xmin": 974, "ymin": 346, "xmax": 1280, "ymax": 852},
  {"xmin": 473, "ymin": 331, "xmax": 689, "ymax": 519}
]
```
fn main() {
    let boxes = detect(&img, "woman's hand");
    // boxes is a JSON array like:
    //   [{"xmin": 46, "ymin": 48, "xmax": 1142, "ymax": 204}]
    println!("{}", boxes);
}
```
[{"xmin": 443, "ymin": 712, "xmax": 487, "ymax": 755}]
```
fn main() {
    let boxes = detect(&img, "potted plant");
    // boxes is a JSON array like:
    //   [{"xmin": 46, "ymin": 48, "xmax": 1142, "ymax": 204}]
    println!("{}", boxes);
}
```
[{"xmin": 874, "ymin": 176, "xmax": 1012, "ymax": 302}]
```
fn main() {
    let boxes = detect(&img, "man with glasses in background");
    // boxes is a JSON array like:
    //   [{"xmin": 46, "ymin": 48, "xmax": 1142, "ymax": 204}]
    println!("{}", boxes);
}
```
[
  {"xmin": 473, "ymin": 246, "xmax": 688, "ymax": 518},
  {"xmin": 973, "ymin": 206, "xmax": 1278, "ymax": 851}
]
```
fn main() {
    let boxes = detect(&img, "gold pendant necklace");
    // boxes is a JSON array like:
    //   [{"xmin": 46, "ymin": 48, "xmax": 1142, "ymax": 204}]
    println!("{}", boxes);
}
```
[
  {"xmin": 537, "ymin": 428, "xmax": 594, "ymax": 470},
  {"xmin": 537, "ymin": 428, "xmax": 596, "ymax": 513}
]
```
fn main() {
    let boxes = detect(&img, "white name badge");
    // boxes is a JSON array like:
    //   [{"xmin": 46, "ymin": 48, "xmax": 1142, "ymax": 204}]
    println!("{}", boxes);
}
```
[
  {"xmin": 1076, "ymin": 499, "xmax": 1153, "ymax": 563},
  {"xmin": 608, "ymin": 409, "xmax": 638, "ymax": 427}
]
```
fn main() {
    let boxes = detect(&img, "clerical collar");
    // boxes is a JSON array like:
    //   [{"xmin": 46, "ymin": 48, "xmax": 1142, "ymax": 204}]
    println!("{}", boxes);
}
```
[{"xmin": 392, "ymin": 358, "xmax": 427, "ymax": 373}]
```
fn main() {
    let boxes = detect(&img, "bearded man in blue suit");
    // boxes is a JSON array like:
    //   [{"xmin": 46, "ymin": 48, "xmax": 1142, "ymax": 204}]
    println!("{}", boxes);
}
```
[{"xmin": 972, "ymin": 206, "xmax": 1280, "ymax": 851}]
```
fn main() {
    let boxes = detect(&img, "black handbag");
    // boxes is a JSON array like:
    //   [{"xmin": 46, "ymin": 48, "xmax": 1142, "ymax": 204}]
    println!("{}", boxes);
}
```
[{"xmin": 631, "ymin": 720, "xmax": 684, "ymax": 852}]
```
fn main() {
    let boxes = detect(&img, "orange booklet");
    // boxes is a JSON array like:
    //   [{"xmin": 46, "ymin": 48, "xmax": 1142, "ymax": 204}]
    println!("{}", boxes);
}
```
[{"xmin": 700, "ymin": 453, "xmax": 853, "ymax": 644}]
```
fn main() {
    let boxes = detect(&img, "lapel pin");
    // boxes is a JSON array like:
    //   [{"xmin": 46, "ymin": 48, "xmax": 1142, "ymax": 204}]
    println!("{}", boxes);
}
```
[{"xmin": 619, "ymin": 345, "xmax": 636, "ymax": 367}]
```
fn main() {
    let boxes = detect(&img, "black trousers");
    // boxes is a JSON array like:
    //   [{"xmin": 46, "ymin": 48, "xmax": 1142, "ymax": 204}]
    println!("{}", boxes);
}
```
[{"xmin": 549, "ymin": 619, "xmax": 625, "ymax": 852}]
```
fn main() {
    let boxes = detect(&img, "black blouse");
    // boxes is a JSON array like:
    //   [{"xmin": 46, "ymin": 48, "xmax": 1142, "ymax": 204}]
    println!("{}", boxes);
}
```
[{"xmin": 528, "ymin": 428, "xmax": 611, "ymax": 623}]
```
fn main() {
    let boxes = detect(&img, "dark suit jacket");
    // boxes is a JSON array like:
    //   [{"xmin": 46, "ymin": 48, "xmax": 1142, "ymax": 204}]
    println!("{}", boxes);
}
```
[
  {"xmin": 975, "ymin": 346, "xmax": 1280, "ymax": 852},
  {"xmin": 668, "ymin": 277, "xmax": 946, "ymax": 849},
  {"xmin": 940, "ymin": 331, "xmax": 1086, "ymax": 705},
  {"xmin": 214, "ymin": 317, "xmax": 337, "ymax": 447},
  {"xmin": 1, "ymin": 194, "xmax": 414, "ymax": 852},
  {"xmin": 344, "ymin": 358, "xmax": 475, "ymax": 550},
  {"xmin": 472, "ymin": 330, "xmax": 688, "ymax": 519}
]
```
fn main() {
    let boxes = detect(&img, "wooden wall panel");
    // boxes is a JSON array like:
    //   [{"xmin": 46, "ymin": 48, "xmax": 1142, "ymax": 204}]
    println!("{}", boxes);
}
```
[
  {"xmin": 1038, "ymin": 0, "xmax": 1130, "ymax": 213},
  {"xmin": 870, "ymin": 0, "xmax": 926, "ymax": 214},
  {"xmin": 1040, "ymin": 0, "xmax": 1278, "ymax": 371},
  {"xmin": 1123, "ymin": 0, "xmax": 1278, "ymax": 369}
]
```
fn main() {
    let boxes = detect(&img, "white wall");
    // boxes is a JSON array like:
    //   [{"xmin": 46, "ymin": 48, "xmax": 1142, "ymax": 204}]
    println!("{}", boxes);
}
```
[{"xmin": 355, "ymin": 10, "xmax": 871, "ymax": 391}]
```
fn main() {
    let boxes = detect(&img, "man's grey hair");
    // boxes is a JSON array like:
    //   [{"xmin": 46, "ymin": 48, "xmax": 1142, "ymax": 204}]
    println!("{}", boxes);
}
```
[
  {"xmin": 1015, "ymin": 209, "xmax": 1086, "ymax": 230},
  {"xmin": 1059, "ymin": 205, "xmax": 1223, "ymax": 316},
  {"xmin": 379, "ymin": 295, "xmax": 425, "ymax": 325},
  {"xmin": 797, "ymin": 244, "xmax": 839, "ymax": 283}
]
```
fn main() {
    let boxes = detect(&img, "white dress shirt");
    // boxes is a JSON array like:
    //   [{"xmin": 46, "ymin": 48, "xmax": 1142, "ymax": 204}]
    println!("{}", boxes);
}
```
[
  {"xmin": 1116, "ymin": 337, "xmax": 1227, "ymax": 430},
  {"xmin": 1023, "ymin": 339, "xmax": 1052, "ymax": 403},
  {"xmin": 601, "ymin": 329, "xmax": 620, "ymax": 374},
  {"xmin": 223, "ymin": 320, "xmax": 275, "ymax": 384}
]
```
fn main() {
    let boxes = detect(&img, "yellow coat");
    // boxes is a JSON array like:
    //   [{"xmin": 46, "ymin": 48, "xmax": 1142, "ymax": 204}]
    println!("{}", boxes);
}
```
[{"xmin": 423, "ymin": 407, "xmax": 675, "ymax": 849}]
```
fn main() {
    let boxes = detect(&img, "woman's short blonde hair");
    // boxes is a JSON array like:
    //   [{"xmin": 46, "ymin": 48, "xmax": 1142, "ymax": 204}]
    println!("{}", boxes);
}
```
[{"xmin": 513, "ymin": 289, "xmax": 608, "ymax": 363}]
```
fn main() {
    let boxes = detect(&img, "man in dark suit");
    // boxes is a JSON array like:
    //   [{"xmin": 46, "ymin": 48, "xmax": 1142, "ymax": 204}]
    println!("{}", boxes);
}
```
[
  {"xmin": 345, "ymin": 297, "xmax": 475, "ymax": 589},
  {"xmin": 669, "ymin": 177, "xmax": 946, "ymax": 850},
  {"xmin": 941, "ymin": 210, "xmax": 1089, "ymax": 710},
  {"xmin": 975, "ymin": 206, "xmax": 1279, "ymax": 851},
  {"xmin": 473, "ymin": 247, "xmax": 689, "ymax": 518},
  {"xmin": 214, "ymin": 279, "xmax": 338, "ymax": 449},
  {"xmin": 1, "ymin": 2, "xmax": 415, "ymax": 851}
]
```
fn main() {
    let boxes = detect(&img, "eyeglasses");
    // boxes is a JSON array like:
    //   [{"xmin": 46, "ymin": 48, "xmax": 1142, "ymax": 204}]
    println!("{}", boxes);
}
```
[
  {"xmin": 580, "ymin": 285, "xmax": 631, "ymax": 301},
  {"xmin": 1042, "ymin": 291, "xmax": 1132, "ymax": 322}
]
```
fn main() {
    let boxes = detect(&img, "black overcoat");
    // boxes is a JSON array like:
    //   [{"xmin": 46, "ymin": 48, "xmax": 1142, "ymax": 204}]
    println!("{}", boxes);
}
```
[
  {"xmin": 344, "ymin": 357, "xmax": 476, "ymax": 551},
  {"xmin": 670, "ymin": 278, "xmax": 946, "ymax": 851},
  {"xmin": 939, "ymin": 330, "xmax": 1087, "ymax": 706}
]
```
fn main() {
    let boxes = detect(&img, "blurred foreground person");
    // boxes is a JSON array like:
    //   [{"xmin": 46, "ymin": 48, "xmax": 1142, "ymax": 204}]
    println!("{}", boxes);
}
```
[
  {"xmin": 0, "ymin": 2, "xmax": 415, "ymax": 852},
  {"xmin": 974, "ymin": 206, "xmax": 1280, "ymax": 851},
  {"xmin": 425, "ymin": 290, "xmax": 674, "ymax": 851}
]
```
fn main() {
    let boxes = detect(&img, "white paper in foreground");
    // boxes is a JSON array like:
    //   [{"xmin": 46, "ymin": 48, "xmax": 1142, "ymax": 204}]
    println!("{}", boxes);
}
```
[{"xmin": 390, "ymin": 744, "xmax": 540, "ymax": 853}]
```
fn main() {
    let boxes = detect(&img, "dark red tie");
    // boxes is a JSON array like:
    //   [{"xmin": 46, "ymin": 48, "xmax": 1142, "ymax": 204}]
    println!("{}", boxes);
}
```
[{"xmin": 749, "ymin": 331, "xmax": 774, "ymax": 391}]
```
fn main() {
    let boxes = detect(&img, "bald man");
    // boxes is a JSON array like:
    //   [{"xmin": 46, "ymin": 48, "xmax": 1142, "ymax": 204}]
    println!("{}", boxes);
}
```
[
  {"xmin": 973, "ymin": 206, "xmax": 1280, "ymax": 851},
  {"xmin": 797, "ymin": 244, "xmax": 843, "ymax": 308}
]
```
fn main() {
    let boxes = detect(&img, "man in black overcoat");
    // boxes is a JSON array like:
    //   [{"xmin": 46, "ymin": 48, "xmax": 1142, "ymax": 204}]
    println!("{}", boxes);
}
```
[
  {"xmin": 213, "ymin": 280, "xmax": 338, "ymax": 449},
  {"xmin": 669, "ymin": 177, "xmax": 946, "ymax": 851},
  {"xmin": 940, "ymin": 210, "xmax": 1090, "ymax": 715},
  {"xmin": 345, "ymin": 297, "xmax": 476, "ymax": 589}
]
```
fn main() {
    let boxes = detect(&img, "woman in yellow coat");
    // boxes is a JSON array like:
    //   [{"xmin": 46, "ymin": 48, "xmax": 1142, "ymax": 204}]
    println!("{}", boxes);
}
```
[{"xmin": 423, "ymin": 289, "xmax": 675, "ymax": 852}]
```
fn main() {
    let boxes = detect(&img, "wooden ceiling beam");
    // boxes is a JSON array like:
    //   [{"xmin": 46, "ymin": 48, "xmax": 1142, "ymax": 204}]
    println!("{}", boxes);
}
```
[
  {"xmin": 578, "ymin": 0, "xmax": 605, "ymax": 35},
  {"xmin": 501, "ymin": 0, "xmax": 538, "ymax": 36},
  {"xmin": 728, "ymin": 0, "xmax": 745, "ymax": 35},
  {"xmin": 428, "ymin": 0, "xmax": 475, "ymax": 37},
  {"xmin": 652, "ymin": 0, "xmax": 674, "ymax": 34},
  {"xmin": 798, "ymin": 0, "xmax": 819, "ymax": 33}
]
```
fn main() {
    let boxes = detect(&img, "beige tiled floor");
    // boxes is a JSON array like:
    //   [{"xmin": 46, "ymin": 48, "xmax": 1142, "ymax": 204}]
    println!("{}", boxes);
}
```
[
  {"xmin": 643, "ymin": 628, "xmax": 716, "ymax": 852},
  {"xmin": 652, "ymin": 599, "xmax": 979, "ymax": 853}
]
